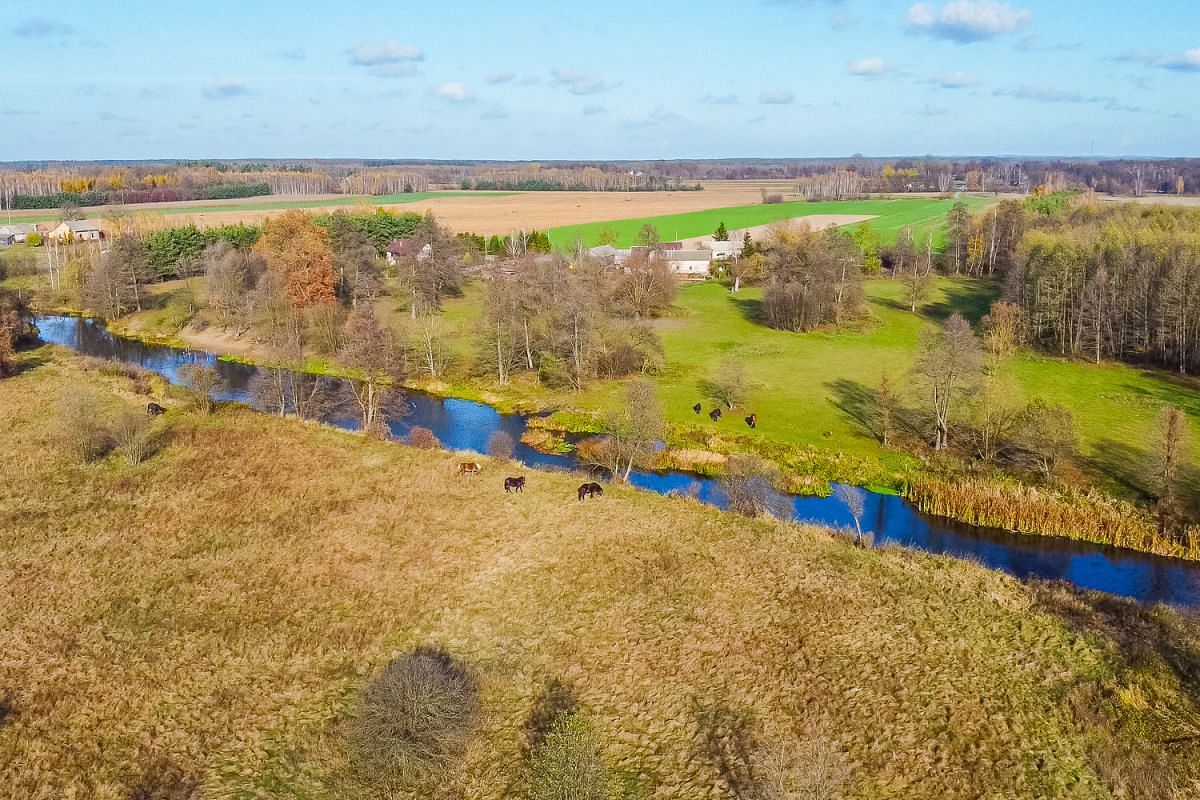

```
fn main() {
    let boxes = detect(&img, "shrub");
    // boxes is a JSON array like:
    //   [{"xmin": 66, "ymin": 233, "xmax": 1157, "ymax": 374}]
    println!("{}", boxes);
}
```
[
  {"xmin": 348, "ymin": 647, "xmax": 480, "ymax": 788},
  {"xmin": 57, "ymin": 389, "xmax": 112, "ymax": 462},
  {"xmin": 523, "ymin": 679, "xmax": 579, "ymax": 754},
  {"xmin": 538, "ymin": 352, "xmax": 574, "ymax": 390},
  {"xmin": 407, "ymin": 426, "xmax": 440, "ymax": 449},
  {"xmin": 177, "ymin": 363, "xmax": 222, "ymax": 414},
  {"xmin": 528, "ymin": 713, "xmax": 610, "ymax": 800},
  {"xmin": 756, "ymin": 738, "xmax": 851, "ymax": 800},
  {"xmin": 112, "ymin": 411, "xmax": 158, "ymax": 466},
  {"xmin": 719, "ymin": 455, "xmax": 790, "ymax": 519},
  {"xmin": 487, "ymin": 430, "xmax": 515, "ymax": 462}
]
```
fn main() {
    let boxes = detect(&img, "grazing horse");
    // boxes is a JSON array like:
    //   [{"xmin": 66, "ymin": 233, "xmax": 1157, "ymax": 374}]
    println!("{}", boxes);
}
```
[
  {"xmin": 504, "ymin": 476, "xmax": 526, "ymax": 493},
  {"xmin": 745, "ymin": 413, "xmax": 757, "ymax": 429},
  {"xmin": 692, "ymin": 402, "xmax": 702, "ymax": 414},
  {"xmin": 457, "ymin": 462, "xmax": 482, "ymax": 475},
  {"xmin": 708, "ymin": 407, "xmax": 722, "ymax": 422},
  {"xmin": 577, "ymin": 482, "xmax": 604, "ymax": 501},
  {"xmin": 146, "ymin": 402, "xmax": 166, "ymax": 416}
]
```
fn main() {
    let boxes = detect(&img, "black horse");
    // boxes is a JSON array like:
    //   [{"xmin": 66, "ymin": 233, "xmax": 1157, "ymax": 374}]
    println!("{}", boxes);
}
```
[
  {"xmin": 504, "ymin": 476, "xmax": 526, "ymax": 493},
  {"xmin": 745, "ymin": 413, "xmax": 757, "ymax": 429},
  {"xmin": 709, "ymin": 407, "xmax": 722, "ymax": 422},
  {"xmin": 146, "ymin": 402, "xmax": 166, "ymax": 416},
  {"xmin": 577, "ymin": 482, "xmax": 604, "ymax": 501},
  {"xmin": 692, "ymin": 402, "xmax": 702, "ymax": 414}
]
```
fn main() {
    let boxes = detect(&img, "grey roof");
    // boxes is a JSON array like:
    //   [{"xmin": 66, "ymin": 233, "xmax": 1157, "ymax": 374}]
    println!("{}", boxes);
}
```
[
  {"xmin": 665, "ymin": 250, "xmax": 713, "ymax": 261},
  {"xmin": 0, "ymin": 223, "xmax": 38, "ymax": 235},
  {"xmin": 588, "ymin": 244, "xmax": 618, "ymax": 258},
  {"xmin": 66, "ymin": 219, "xmax": 102, "ymax": 233}
]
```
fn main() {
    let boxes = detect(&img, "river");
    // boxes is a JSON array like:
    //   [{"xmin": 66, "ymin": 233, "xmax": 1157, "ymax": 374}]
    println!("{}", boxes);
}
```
[{"xmin": 34, "ymin": 314, "xmax": 1200, "ymax": 609}]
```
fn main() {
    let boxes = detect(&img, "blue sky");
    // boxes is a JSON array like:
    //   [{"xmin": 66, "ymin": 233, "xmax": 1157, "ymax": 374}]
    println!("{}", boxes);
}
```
[{"xmin": 2, "ymin": 0, "xmax": 1197, "ymax": 160}]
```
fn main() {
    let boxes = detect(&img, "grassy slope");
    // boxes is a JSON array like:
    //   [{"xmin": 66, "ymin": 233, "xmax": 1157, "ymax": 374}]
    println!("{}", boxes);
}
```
[
  {"xmin": 1, "ymin": 191, "xmax": 513, "ymax": 224},
  {"xmin": 547, "ymin": 195, "xmax": 996, "ymax": 249},
  {"xmin": 2, "ymin": 353, "xmax": 1199, "ymax": 798}
]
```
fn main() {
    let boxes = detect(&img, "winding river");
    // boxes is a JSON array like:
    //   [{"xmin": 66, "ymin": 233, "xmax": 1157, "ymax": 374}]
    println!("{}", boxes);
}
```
[{"xmin": 35, "ymin": 314, "xmax": 1200, "ymax": 609}]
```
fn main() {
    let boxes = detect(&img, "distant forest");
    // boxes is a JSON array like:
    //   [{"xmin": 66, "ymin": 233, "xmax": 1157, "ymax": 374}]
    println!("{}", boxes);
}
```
[{"xmin": 1, "ymin": 157, "xmax": 1197, "ymax": 208}]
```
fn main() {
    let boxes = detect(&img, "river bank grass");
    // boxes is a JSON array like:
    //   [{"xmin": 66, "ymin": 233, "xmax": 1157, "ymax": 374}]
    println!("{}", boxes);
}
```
[{"xmin": 3, "ymin": 350, "xmax": 1200, "ymax": 798}]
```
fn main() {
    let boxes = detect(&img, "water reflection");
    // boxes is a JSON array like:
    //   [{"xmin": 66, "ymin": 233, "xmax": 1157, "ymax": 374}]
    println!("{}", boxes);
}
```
[{"xmin": 36, "ymin": 314, "xmax": 1200, "ymax": 609}]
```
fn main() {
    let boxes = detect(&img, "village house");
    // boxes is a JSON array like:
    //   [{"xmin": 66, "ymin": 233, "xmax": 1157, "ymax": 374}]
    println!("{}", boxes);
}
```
[
  {"xmin": 45, "ymin": 219, "xmax": 103, "ymax": 242},
  {"xmin": 659, "ymin": 249, "xmax": 713, "ymax": 278},
  {"xmin": 0, "ymin": 223, "xmax": 38, "ymax": 245},
  {"xmin": 385, "ymin": 238, "xmax": 432, "ymax": 265}
]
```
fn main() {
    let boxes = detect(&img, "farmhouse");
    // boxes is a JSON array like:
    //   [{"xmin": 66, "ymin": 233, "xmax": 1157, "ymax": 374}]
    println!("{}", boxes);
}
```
[
  {"xmin": 699, "ymin": 238, "xmax": 740, "ymax": 260},
  {"xmin": 385, "ymin": 238, "xmax": 432, "ymax": 265},
  {"xmin": 660, "ymin": 249, "xmax": 712, "ymax": 278},
  {"xmin": 0, "ymin": 223, "xmax": 38, "ymax": 245},
  {"xmin": 46, "ymin": 219, "xmax": 103, "ymax": 242}
]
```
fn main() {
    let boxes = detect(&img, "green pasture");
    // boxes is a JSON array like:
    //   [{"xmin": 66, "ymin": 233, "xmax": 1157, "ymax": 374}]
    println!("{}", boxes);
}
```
[{"xmin": 547, "ymin": 195, "xmax": 997, "ymax": 250}]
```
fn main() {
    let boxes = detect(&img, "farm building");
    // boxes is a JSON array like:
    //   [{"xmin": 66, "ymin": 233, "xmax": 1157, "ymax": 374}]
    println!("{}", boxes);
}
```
[
  {"xmin": 45, "ymin": 219, "xmax": 103, "ymax": 242},
  {"xmin": 660, "ymin": 249, "xmax": 712, "ymax": 277},
  {"xmin": 385, "ymin": 238, "xmax": 432, "ymax": 265},
  {"xmin": 698, "ymin": 238, "xmax": 740, "ymax": 259},
  {"xmin": 0, "ymin": 223, "xmax": 38, "ymax": 245}
]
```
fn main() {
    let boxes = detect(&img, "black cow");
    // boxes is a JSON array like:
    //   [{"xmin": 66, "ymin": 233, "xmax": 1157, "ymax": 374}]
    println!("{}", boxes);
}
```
[
  {"xmin": 745, "ymin": 413, "xmax": 757, "ymax": 429},
  {"xmin": 146, "ymin": 402, "xmax": 166, "ymax": 416},
  {"xmin": 708, "ymin": 408, "xmax": 722, "ymax": 422},
  {"xmin": 504, "ymin": 476, "xmax": 526, "ymax": 493},
  {"xmin": 577, "ymin": 482, "xmax": 604, "ymax": 501},
  {"xmin": 692, "ymin": 402, "xmax": 702, "ymax": 414}
]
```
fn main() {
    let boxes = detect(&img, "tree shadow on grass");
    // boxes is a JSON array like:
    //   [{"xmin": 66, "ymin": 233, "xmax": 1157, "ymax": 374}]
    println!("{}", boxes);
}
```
[
  {"xmin": 729, "ymin": 295, "xmax": 766, "ymax": 326},
  {"xmin": 827, "ymin": 378, "xmax": 880, "ymax": 440},
  {"xmin": 1125, "ymin": 372, "xmax": 1200, "ymax": 419},
  {"xmin": 1087, "ymin": 438, "xmax": 1152, "ymax": 502},
  {"xmin": 873, "ymin": 280, "xmax": 999, "ymax": 325}
]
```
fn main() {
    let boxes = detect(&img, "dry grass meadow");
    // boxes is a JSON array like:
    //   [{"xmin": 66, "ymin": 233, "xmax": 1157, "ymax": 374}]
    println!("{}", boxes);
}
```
[{"xmin": 3, "ymin": 349, "xmax": 1200, "ymax": 799}]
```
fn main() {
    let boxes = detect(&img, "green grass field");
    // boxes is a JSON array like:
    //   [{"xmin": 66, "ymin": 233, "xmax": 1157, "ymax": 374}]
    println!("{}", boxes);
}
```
[
  {"xmin": 1, "ymin": 191, "xmax": 514, "ymax": 224},
  {"xmin": 547, "ymin": 195, "xmax": 997, "ymax": 249},
  {"xmin": 432, "ymin": 277, "xmax": 1200, "ymax": 498}
]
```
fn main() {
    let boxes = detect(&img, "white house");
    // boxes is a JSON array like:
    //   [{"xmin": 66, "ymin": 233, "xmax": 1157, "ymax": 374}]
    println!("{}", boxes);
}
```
[
  {"xmin": 661, "ymin": 249, "xmax": 712, "ymax": 278},
  {"xmin": 699, "ymin": 239, "xmax": 741, "ymax": 260},
  {"xmin": 384, "ymin": 238, "xmax": 432, "ymax": 266},
  {"xmin": 46, "ymin": 219, "xmax": 103, "ymax": 242},
  {"xmin": 0, "ymin": 223, "xmax": 38, "ymax": 245}
]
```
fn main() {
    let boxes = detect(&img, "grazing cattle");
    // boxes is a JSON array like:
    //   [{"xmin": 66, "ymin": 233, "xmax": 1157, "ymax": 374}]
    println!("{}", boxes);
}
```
[
  {"xmin": 146, "ymin": 402, "xmax": 166, "ymax": 416},
  {"xmin": 457, "ymin": 462, "xmax": 482, "ymax": 475},
  {"xmin": 708, "ymin": 408, "xmax": 722, "ymax": 422},
  {"xmin": 692, "ymin": 402, "xmax": 702, "ymax": 414},
  {"xmin": 745, "ymin": 413, "xmax": 757, "ymax": 429},
  {"xmin": 504, "ymin": 476, "xmax": 526, "ymax": 493},
  {"xmin": 577, "ymin": 481, "xmax": 604, "ymax": 501}
]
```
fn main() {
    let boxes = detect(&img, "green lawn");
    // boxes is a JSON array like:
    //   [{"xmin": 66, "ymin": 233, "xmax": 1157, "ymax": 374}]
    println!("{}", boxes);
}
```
[
  {"xmin": 547, "ymin": 195, "xmax": 997, "ymax": 250},
  {"xmin": 1, "ymin": 191, "xmax": 513, "ymax": 224},
  {"xmin": 436, "ymin": 276, "xmax": 1200, "ymax": 497}
]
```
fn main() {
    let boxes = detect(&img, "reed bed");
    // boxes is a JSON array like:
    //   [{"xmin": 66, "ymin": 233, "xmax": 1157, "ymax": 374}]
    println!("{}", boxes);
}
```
[{"xmin": 909, "ymin": 476, "xmax": 1200, "ymax": 561}]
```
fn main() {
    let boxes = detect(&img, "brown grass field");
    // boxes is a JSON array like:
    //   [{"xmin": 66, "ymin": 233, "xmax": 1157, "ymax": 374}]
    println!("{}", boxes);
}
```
[
  {"xmin": 75, "ymin": 180, "xmax": 798, "ymax": 235},
  {"xmin": 3, "ymin": 350, "xmax": 1200, "ymax": 799}
]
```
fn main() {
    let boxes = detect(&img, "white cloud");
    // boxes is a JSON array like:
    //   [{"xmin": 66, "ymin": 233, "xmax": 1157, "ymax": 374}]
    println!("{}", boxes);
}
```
[
  {"xmin": 906, "ymin": 1, "xmax": 1031, "ymax": 43},
  {"xmin": 582, "ymin": 104, "xmax": 607, "ymax": 115},
  {"xmin": 434, "ymin": 81, "xmax": 474, "ymax": 102},
  {"xmin": 551, "ymin": 67, "xmax": 617, "ymax": 95},
  {"xmin": 848, "ymin": 57, "xmax": 889, "ymax": 76},
  {"xmin": 700, "ymin": 93, "xmax": 740, "ymax": 105},
  {"xmin": 13, "ymin": 19, "xmax": 73, "ymax": 37},
  {"xmin": 622, "ymin": 105, "xmax": 681, "ymax": 128},
  {"xmin": 278, "ymin": 46, "xmax": 306, "ymax": 60},
  {"xmin": 759, "ymin": 88, "xmax": 795, "ymax": 104},
  {"xmin": 350, "ymin": 40, "xmax": 425, "ymax": 77},
  {"xmin": 486, "ymin": 70, "xmax": 515, "ymax": 84},
  {"xmin": 203, "ymin": 77, "xmax": 248, "ymax": 100},
  {"xmin": 934, "ymin": 71, "xmax": 980, "ymax": 88},
  {"xmin": 1120, "ymin": 48, "xmax": 1200, "ymax": 73}
]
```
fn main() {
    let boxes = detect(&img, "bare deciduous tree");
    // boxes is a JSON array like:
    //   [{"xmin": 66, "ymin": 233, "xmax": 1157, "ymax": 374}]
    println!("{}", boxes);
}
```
[
  {"xmin": 912, "ymin": 314, "xmax": 983, "ymax": 450},
  {"xmin": 338, "ymin": 305, "xmax": 403, "ymax": 436}
]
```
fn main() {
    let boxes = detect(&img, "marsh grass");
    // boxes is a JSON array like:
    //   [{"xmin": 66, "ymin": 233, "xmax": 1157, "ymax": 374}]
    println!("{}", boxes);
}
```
[{"xmin": 3, "ymin": 349, "xmax": 1200, "ymax": 798}]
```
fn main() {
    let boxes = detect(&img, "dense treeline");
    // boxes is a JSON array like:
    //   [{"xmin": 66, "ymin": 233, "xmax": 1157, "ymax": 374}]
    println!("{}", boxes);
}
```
[
  {"xmin": 1005, "ymin": 203, "xmax": 1200, "ymax": 374},
  {"xmin": 199, "ymin": 183, "xmax": 271, "ymax": 200},
  {"xmin": 11, "ymin": 191, "xmax": 106, "ymax": 209},
  {"xmin": 760, "ymin": 227, "xmax": 866, "ymax": 331}
]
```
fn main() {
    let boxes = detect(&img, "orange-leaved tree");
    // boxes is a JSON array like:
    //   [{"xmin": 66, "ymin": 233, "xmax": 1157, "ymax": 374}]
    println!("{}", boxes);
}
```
[{"xmin": 254, "ymin": 210, "xmax": 335, "ymax": 308}]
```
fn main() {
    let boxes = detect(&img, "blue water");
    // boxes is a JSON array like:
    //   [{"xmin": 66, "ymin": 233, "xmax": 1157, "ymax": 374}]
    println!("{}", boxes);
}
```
[{"xmin": 36, "ymin": 314, "xmax": 1200, "ymax": 609}]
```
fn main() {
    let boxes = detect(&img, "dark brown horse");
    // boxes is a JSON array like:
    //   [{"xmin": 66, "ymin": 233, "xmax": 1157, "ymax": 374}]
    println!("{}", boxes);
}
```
[
  {"xmin": 745, "ymin": 413, "xmax": 757, "ymax": 429},
  {"xmin": 504, "ymin": 476, "xmax": 526, "ymax": 493},
  {"xmin": 577, "ymin": 482, "xmax": 604, "ymax": 501},
  {"xmin": 146, "ymin": 402, "xmax": 166, "ymax": 416},
  {"xmin": 708, "ymin": 407, "xmax": 722, "ymax": 422},
  {"xmin": 692, "ymin": 402, "xmax": 702, "ymax": 414}
]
